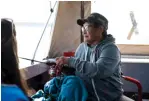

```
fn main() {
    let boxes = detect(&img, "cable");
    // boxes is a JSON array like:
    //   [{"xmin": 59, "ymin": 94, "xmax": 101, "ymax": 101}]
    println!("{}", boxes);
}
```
[{"xmin": 31, "ymin": 1, "xmax": 57, "ymax": 65}]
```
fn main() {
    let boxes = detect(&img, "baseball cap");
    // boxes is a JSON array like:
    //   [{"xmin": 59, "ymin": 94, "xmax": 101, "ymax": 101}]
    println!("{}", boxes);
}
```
[{"xmin": 77, "ymin": 13, "xmax": 108, "ymax": 30}]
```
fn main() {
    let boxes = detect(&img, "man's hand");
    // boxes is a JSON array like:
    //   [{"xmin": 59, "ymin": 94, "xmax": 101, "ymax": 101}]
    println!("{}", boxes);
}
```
[{"xmin": 56, "ymin": 56, "xmax": 69, "ymax": 67}]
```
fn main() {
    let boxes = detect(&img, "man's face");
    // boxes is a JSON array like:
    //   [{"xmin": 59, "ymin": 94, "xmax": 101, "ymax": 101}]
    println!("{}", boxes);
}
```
[{"xmin": 82, "ymin": 22, "xmax": 103, "ymax": 44}]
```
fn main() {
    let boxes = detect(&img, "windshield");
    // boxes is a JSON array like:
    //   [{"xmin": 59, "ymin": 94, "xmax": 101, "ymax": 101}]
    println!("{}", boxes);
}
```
[
  {"xmin": 1, "ymin": 0, "xmax": 58, "ymax": 68},
  {"xmin": 91, "ymin": 0, "xmax": 149, "ymax": 45}
]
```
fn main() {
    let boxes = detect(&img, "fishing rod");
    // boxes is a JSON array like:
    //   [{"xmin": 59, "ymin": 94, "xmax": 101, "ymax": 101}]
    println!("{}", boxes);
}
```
[
  {"xmin": 19, "ymin": 57, "xmax": 75, "ymax": 77},
  {"xmin": 19, "ymin": 57, "xmax": 56, "ymax": 64}
]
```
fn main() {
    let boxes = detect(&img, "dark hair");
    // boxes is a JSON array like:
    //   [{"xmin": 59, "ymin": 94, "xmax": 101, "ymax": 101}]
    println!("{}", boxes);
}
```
[
  {"xmin": 1, "ymin": 18, "xmax": 28, "ymax": 95},
  {"xmin": 89, "ymin": 13, "xmax": 108, "ymax": 39},
  {"xmin": 102, "ymin": 30, "xmax": 108, "ymax": 39},
  {"xmin": 92, "ymin": 22, "xmax": 108, "ymax": 39}
]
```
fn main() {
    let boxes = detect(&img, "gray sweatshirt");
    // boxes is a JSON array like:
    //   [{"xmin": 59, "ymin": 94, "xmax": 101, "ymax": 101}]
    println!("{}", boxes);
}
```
[{"xmin": 68, "ymin": 35, "xmax": 123, "ymax": 101}]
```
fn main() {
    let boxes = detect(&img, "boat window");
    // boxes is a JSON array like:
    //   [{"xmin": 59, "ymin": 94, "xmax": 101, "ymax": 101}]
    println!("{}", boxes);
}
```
[
  {"xmin": 91, "ymin": 0, "xmax": 149, "ymax": 55},
  {"xmin": 1, "ymin": 0, "xmax": 59, "ymax": 68}
]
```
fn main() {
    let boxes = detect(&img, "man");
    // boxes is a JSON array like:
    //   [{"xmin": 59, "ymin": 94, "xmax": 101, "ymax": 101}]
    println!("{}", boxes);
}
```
[{"xmin": 56, "ymin": 13, "xmax": 123, "ymax": 101}]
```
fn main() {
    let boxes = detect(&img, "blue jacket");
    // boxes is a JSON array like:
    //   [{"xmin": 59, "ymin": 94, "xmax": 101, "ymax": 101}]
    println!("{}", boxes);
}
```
[
  {"xmin": 68, "ymin": 34, "xmax": 123, "ymax": 101},
  {"xmin": 31, "ymin": 76, "xmax": 88, "ymax": 101},
  {"xmin": 1, "ymin": 84, "xmax": 29, "ymax": 101}
]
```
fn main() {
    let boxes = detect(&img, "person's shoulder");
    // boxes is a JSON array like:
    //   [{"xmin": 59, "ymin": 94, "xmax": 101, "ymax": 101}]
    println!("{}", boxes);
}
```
[
  {"xmin": 78, "ymin": 42, "xmax": 86, "ymax": 47},
  {"xmin": 77, "ymin": 42, "xmax": 88, "ymax": 50},
  {"xmin": 76, "ymin": 42, "xmax": 86, "ymax": 53},
  {"xmin": 100, "ymin": 42, "xmax": 119, "ymax": 51},
  {"xmin": 1, "ymin": 84, "xmax": 29, "ymax": 101}
]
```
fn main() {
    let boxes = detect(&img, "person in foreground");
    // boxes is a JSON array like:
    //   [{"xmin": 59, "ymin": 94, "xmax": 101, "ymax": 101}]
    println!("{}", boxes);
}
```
[
  {"xmin": 56, "ymin": 13, "xmax": 123, "ymax": 101},
  {"xmin": 1, "ymin": 18, "xmax": 29, "ymax": 101}
]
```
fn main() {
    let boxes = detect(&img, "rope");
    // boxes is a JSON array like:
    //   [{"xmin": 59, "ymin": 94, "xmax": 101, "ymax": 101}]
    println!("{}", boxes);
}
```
[{"xmin": 31, "ymin": 1, "xmax": 57, "ymax": 65}]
